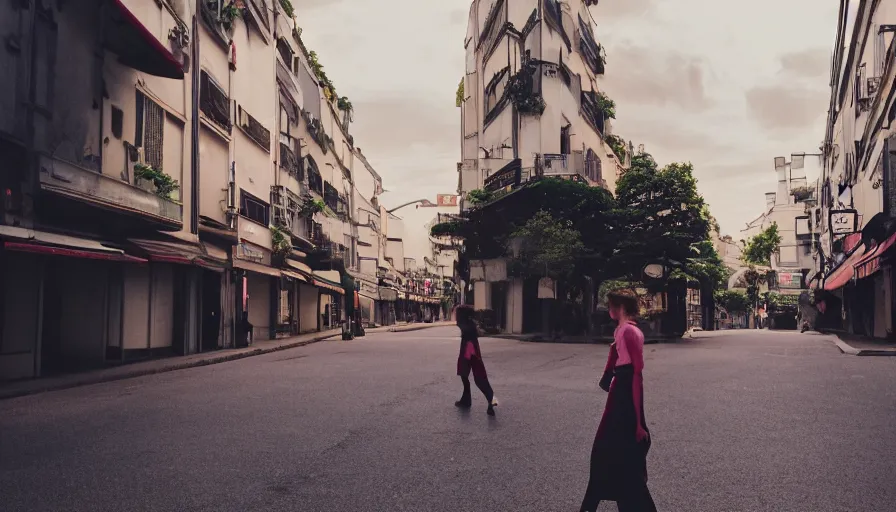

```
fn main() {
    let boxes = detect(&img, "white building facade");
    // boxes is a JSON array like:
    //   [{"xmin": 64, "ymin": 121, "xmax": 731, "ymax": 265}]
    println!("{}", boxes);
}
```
[
  {"xmin": 458, "ymin": 0, "xmax": 622, "ymax": 214},
  {"xmin": 814, "ymin": 0, "xmax": 896, "ymax": 338},
  {"xmin": 457, "ymin": 0, "xmax": 623, "ymax": 333}
]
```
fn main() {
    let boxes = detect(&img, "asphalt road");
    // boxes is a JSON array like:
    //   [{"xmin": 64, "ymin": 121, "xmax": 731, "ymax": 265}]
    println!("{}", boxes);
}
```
[{"xmin": 2, "ymin": 327, "xmax": 895, "ymax": 512}]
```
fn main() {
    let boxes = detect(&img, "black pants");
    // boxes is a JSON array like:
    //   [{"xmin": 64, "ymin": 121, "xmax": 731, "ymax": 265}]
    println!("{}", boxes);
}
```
[
  {"xmin": 580, "ymin": 480, "xmax": 657, "ymax": 512},
  {"xmin": 459, "ymin": 374, "xmax": 494, "ymax": 404}
]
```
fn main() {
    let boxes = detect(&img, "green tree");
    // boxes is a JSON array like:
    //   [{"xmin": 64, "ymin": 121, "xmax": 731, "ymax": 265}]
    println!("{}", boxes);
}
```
[
  {"xmin": 605, "ymin": 134, "xmax": 627, "ymax": 162},
  {"xmin": 714, "ymin": 289, "xmax": 751, "ymax": 314},
  {"xmin": 466, "ymin": 188, "xmax": 493, "ymax": 206},
  {"xmin": 609, "ymin": 154, "xmax": 711, "ymax": 280},
  {"xmin": 736, "ymin": 265, "xmax": 768, "ymax": 313},
  {"xmin": 742, "ymin": 223, "xmax": 782, "ymax": 266},
  {"xmin": 456, "ymin": 78, "xmax": 464, "ymax": 107},
  {"xmin": 511, "ymin": 210, "xmax": 585, "ymax": 279},
  {"xmin": 683, "ymin": 240, "xmax": 729, "ymax": 290}
]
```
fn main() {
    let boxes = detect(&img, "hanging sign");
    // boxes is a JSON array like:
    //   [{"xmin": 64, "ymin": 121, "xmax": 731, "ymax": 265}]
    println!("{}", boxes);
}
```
[
  {"xmin": 830, "ymin": 209, "xmax": 858, "ymax": 235},
  {"xmin": 484, "ymin": 159, "xmax": 521, "ymax": 192},
  {"xmin": 436, "ymin": 194, "xmax": 459, "ymax": 207}
]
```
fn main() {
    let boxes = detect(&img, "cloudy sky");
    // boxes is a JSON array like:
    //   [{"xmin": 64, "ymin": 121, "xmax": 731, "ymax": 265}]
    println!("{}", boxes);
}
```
[{"xmin": 297, "ymin": 0, "xmax": 842, "ymax": 261}]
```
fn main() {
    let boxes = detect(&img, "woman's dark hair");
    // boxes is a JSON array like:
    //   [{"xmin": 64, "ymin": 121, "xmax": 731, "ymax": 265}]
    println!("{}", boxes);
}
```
[
  {"xmin": 454, "ymin": 304, "xmax": 475, "ymax": 324},
  {"xmin": 607, "ymin": 290, "xmax": 639, "ymax": 317}
]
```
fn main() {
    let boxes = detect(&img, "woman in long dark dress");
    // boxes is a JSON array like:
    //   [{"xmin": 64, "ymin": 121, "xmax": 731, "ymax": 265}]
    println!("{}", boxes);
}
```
[
  {"xmin": 580, "ymin": 290, "xmax": 657, "ymax": 512},
  {"xmin": 453, "ymin": 305, "xmax": 498, "ymax": 416}
]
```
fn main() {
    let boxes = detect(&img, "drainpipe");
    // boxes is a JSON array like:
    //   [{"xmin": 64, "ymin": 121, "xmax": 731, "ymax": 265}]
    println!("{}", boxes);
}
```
[{"xmin": 190, "ymin": 12, "xmax": 200, "ymax": 235}]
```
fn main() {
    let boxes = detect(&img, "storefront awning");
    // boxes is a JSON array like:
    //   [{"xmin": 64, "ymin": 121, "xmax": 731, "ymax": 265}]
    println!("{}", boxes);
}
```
[
  {"xmin": 313, "ymin": 277, "xmax": 345, "ymax": 295},
  {"xmin": 854, "ymin": 232, "xmax": 896, "ymax": 280},
  {"xmin": 233, "ymin": 259, "xmax": 281, "ymax": 277},
  {"xmin": 823, "ymin": 244, "xmax": 867, "ymax": 291},
  {"xmin": 286, "ymin": 259, "xmax": 313, "ymax": 275},
  {"xmin": 281, "ymin": 269, "xmax": 308, "ymax": 282},
  {"xmin": 0, "ymin": 226, "xmax": 146, "ymax": 263},
  {"xmin": 104, "ymin": 0, "xmax": 185, "ymax": 79},
  {"xmin": 3, "ymin": 241, "xmax": 147, "ymax": 263},
  {"xmin": 129, "ymin": 237, "xmax": 227, "ymax": 271}
]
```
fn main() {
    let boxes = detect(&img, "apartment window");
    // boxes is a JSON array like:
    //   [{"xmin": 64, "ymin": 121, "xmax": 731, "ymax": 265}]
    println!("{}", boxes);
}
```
[
  {"xmin": 200, "ymin": 70, "xmax": 231, "ymax": 132},
  {"xmin": 240, "ymin": 190, "xmax": 269, "ymax": 225},
  {"xmin": 111, "ymin": 106, "xmax": 124, "ymax": 139},
  {"xmin": 276, "ymin": 37, "xmax": 293, "ymax": 66},
  {"xmin": 135, "ymin": 91, "xmax": 164, "ymax": 171},
  {"xmin": 343, "ymin": 234, "xmax": 354, "ymax": 268},
  {"xmin": 560, "ymin": 126, "xmax": 571, "ymax": 155},
  {"xmin": 483, "ymin": 67, "xmax": 510, "ymax": 120}
]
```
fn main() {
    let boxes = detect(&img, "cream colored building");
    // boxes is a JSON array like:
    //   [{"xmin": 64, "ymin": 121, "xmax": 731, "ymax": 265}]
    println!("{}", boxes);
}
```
[
  {"xmin": 814, "ymin": 0, "xmax": 896, "ymax": 338},
  {"xmin": 458, "ymin": 0, "xmax": 622, "ymax": 213},
  {"xmin": 458, "ymin": 0, "xmax": 621, "ymax": 333},
  {"xmin": 0, "ymin": 0, "xmax": 388, "ymax": 381}
]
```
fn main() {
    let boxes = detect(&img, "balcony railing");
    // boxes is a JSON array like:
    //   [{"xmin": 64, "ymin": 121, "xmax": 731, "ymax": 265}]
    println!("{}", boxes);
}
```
[
  {"xmin": 238, "ymin": 107, "xmax": 271, "ymax": 149},
  {"xmin": 39, "ymin": 155, "xmax": 182, "ymax": 229},
  {"xmin": 540, "ymin": 153, "xmax": 585, "ymax": 177},
  {"xmin": 580, "ymin": 90, "xmax": 605, "ymax": 134}
]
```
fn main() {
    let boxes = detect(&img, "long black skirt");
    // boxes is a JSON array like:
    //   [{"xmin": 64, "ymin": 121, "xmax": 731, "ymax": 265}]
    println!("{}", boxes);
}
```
[{"xmin": 583, "ymin": 364, "xmax": 651, "ymax": 503}]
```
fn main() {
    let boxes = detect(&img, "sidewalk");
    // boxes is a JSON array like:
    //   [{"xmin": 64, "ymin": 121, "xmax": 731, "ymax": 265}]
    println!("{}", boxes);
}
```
[
  {"xmin": 0, "ymin": 328, "xmax": 342, "ymax": 401},
  {"xmin": 822, "ymin": 331, "xmax": 896, "ymax": 356},
  {"xmin": 363, "ymin": 321, "xmax": 455, "ymax": 334}
]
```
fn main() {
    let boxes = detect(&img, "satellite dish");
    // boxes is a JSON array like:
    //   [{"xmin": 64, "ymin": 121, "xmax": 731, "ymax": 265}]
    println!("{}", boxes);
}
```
[{"xmin": 643, "ymin": 264, "xmax": 665, "ymax": 279}]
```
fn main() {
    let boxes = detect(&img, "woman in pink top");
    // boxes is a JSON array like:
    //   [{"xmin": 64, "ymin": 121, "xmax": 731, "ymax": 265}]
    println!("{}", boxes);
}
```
[
  {"xmin": 454, "ymin": 305, "xmax": 498, "ymax": 416},
  {"xmin": 580, "ymin": 290, "xmax": 656, "ymax": 512}
]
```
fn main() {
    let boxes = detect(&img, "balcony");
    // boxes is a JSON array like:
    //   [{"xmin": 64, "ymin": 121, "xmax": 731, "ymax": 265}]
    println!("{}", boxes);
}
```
[
  {"xmin": 38, "ymin": 155, "xmax": 182, "ymax": 230},
  {"xmin": 537, "ymin": 152, "xmax": 599, "ymax": 186},
  {"xmin": 580, "ymin": 90, "xmax": 606, "ymax": 134}
]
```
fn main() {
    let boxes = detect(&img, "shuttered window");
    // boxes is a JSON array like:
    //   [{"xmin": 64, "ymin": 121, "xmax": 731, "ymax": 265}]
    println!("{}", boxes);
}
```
[{"xmin": 135, "ymin": 91, "xmax": 164, "ymax": 171}]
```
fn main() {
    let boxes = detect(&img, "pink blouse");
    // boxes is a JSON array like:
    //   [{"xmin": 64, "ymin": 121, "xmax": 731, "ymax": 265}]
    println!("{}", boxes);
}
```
[{"xmin": 613, "ymin": 321, "xmax": 645, "ymax": 370}]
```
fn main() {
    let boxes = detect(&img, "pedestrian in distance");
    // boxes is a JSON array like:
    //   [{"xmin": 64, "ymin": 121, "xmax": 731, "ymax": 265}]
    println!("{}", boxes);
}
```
[
  {"xmin": 580, "ymin": 290, "xmax": 657, "ymax": 512},
  {"xmin": 453, "ymin": 305, "xmax": 498, "ymax": 416}
]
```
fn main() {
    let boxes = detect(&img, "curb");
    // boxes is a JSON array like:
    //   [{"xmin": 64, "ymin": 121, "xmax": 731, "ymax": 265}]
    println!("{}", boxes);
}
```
[
  {"xmin": 386, "ymin": 323, "xmax": 453, "ymax": 333},
  {"xmin": 827, "ymin": 334, "xmax": 896, "ymax": 356},
  {"xmin": 0, "ymin": 331, "xmax": 341, "ymax": 401}
]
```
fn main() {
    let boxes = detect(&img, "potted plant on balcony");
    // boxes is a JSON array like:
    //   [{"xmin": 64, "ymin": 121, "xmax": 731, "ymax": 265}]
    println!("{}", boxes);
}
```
[
  {"xmin": 134, "ymin": 163, "xmax": 180, "ymax": 200},
  {"xmin": 270, "ymin": 225, "xmax": 293, "ymax": 264}
]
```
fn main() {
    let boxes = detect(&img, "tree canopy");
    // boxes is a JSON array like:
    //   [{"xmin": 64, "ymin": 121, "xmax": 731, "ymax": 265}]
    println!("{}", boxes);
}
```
[
  {"xmin": 742, "ymin": 223, "xmax": 782, "ymax": 266},
  {"xmin": 715, "ymin": 289, "xmax": 751, "ymax": 314},
  {"xmin": 511, "ymin": 210, "xmax": 585, "ymax": 279},
  {"xmin": 608, "ymin": 154, "xmax": 711, "ymax": 280}
]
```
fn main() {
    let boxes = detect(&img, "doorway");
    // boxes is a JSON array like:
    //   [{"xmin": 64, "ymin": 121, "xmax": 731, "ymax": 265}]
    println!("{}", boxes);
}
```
[{"xmin": 201, "ymin": 270, "xmax": 221, "ymax": 352}]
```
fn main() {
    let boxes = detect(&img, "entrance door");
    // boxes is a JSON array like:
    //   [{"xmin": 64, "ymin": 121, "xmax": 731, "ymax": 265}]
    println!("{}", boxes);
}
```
[{"xmin": 201, "ymin": 270, "xmax": 221, "ymax": 351}]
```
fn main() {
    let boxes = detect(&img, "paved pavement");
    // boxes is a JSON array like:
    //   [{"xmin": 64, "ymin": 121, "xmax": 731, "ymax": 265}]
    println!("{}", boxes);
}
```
[{"xmin": 1, "ymin": 327, "xmax": 895, "ymax": 511}]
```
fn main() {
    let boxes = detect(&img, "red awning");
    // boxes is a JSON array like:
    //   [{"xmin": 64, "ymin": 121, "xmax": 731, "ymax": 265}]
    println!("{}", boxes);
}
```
[
  {"xmin": 129, "ymin": 238, "xmax": 226, "ymax": 271},
  {"xmin": 4, "ymin": 241, "xmax": 147, "ymax": 263},
  {"xmin": 314, "ymin": 278, "xmax": 345, "ymax": 295},
  {"xmin": 105, "ymin": 0, "xmax": 185, "ymax": 79},
  {"xmin": 823, "ymin": 244, "xmax": 867, "ymax": 291},
  {"xmin": 854, "ymin": 232, "xmax": 896, "ymax": 280}
]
